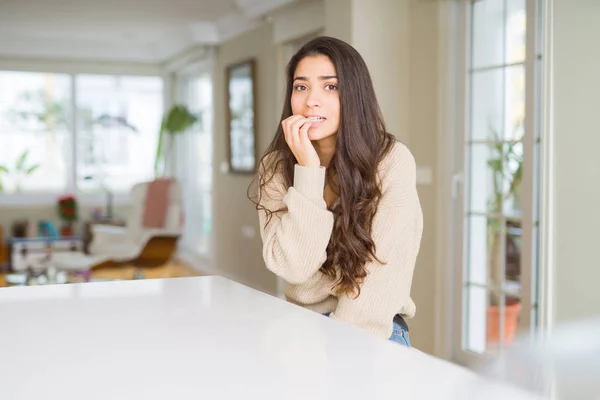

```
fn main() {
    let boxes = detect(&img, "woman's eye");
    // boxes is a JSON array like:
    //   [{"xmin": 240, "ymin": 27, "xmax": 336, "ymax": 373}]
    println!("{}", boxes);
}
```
[
  {"xmin": 294, "ymin": 85, "xmax": 307, "ymax": 91},
  {"xmin": 325, "ymin": 84, "xmax": 338, "ymax": 91}
]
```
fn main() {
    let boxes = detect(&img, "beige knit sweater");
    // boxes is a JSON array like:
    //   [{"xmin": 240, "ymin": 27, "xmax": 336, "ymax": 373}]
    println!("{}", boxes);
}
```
[{"xmin": 257, "ymin": 141, "xmax": 423, "ymax": 340}]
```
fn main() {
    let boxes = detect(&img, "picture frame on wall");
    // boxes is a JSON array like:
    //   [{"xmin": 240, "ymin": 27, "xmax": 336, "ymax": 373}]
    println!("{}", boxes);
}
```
[{"xmin": 226, "ymin": 58, "xmax": 257, "ymax": 174}]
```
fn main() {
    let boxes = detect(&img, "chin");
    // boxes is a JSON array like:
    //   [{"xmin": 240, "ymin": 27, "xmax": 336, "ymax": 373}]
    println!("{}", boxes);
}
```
[{"xmin": 308, "ymin": 127, "xmax": 335, "ymax": 142}]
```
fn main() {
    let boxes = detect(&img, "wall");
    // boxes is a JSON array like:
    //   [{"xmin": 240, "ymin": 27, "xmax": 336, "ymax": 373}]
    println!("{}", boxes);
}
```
[
  {"xmin": 212, "ymin": 22, "xmax": 280, "ymax": 295},
  {"xmin": 551, "ymin": 0, "xmax": 600, "ymax": 323},
  {"xmin": 406, "ymin": 0, "xmax": 439, "ymax": 355},
  {"xmin": 323, "ymin": 0, "xmax": 353, "ymax": 44},
  {"xmin": 0, "ymin": 57, "xmax": 161, "ymax": 75},
  {"xmin": 348, "ymin": 0, "xmax": 411, "ymax": 144}
]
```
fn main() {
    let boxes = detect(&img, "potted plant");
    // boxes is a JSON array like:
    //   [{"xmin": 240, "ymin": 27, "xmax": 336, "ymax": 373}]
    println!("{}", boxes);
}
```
[
  {"xmin": 485, "ymin": 121, "xmax": 524, "ymax": 346},
  {"xmin": 153, "ymin": 104, "xmax": 199, "ymax": 178},
  {"xmin": 57, "ymin": 195, "xmax": 78, "ymax": 237}
]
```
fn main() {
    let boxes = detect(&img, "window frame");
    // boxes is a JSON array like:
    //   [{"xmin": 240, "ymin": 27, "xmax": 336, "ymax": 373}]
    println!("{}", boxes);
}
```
[
  {"xmin": 172, "ymin": 58, "xmax": 214, "ymax": 259},
  {"xmin": 0, "ymin": 61, "xmax": 163, "ymax": 207},
  {"xmin": 449, "ymin": 0, "xmax": 545, "ymax": 366}
]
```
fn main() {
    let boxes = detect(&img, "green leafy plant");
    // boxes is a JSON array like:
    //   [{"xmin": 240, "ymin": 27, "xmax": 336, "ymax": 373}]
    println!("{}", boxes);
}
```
[
  {"xmin": 486, "ymin": 120, "xmax": 524, "ymax": 305},
  {"xmin": 153, "ymin": 104, "xmax": 199, "ymax": 177},
  {"xmin": 0, "ymin": 164, "xmax": 8, "ymax": 192},
  {"xmin": 0, "ymin": 150, "xmax": 41, "ymax": 192},
  {"xmin": 15, "ymin": 149, "xmax": 41, "ymax": 176}
]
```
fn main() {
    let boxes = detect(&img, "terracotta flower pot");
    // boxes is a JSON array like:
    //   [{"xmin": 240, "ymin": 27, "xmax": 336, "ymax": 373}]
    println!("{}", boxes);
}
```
[
  {"xmin": 60, "ymin": 223, "xmax": 74, "ymax": 237},
  {"xmin": 486, "ymin": 298, "xmax": 521, "ymax": 345}
]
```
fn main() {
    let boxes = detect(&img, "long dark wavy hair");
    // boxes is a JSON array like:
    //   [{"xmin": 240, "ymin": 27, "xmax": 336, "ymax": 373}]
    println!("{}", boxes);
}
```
[{"xmin": 249, "ymin": 36, "xmax": 396, "ymax": 298}]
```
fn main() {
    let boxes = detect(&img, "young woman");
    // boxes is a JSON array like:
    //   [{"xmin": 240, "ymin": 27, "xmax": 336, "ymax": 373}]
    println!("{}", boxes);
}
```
[{"xmin": 250, "ymin": 36, "xmax": 423, "ymax": 347}]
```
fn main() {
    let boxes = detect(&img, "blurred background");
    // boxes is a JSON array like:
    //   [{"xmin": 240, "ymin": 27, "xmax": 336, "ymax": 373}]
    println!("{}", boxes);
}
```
[{"xmin": 0, "ymin": 0, "xmax": 598, "ymax": 398}]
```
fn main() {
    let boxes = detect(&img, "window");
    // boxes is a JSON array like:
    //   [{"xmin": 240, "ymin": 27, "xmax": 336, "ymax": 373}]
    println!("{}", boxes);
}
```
[
  {"xmin": 455, "ymin": 0, "xmax": 543, "ymax": 361},
  {"xmin": 0, "ymin": 71, "xmax": 72, "ymax": 193},
  {"xmin": 75, "ymin": 75, "xmax": 163, "ymax": 193},
  {"xmin": 0, "ymin": 70, "xmax": 163, "ymax": 197},
  {"xmin": 174, "ymin": 67, "xmax": 213, "ymax": 257}
]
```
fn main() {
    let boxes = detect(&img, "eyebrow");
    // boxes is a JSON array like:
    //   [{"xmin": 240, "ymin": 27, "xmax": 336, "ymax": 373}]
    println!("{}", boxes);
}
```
[{"xmin": 293, "ymin": 75, "xmax": 338, "ymax": 82}]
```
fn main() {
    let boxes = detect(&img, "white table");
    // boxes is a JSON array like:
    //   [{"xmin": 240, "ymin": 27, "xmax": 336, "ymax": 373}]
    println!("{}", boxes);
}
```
[{"xmin": 0, "ymin": 276, "xmax": 544, "ymax": 399}]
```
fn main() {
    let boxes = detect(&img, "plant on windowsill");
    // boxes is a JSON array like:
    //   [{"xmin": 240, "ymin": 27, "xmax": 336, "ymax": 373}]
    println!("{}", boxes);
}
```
[
  {"xmin": 485, "ymin": 120, "xmax": 524, "ymax": 346},
  {"xmin": 0, "ymin": 150, "xmax": 41, "ymax": 193},
  {"xmin": 153, "ymin": 104, "xmax": 200, "ymax": 178}
]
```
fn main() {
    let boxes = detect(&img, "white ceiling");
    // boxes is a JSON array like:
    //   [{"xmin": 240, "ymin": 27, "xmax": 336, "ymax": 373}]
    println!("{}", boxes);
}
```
[{"xmin": 0, "ymin": 0, "xmax": 298, "ymax": 63}]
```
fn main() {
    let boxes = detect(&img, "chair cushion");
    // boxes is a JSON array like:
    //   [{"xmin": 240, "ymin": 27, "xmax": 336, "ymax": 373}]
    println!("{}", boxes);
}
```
[{"xmin": 142, "ymin": 178, "xmax": 174, "ymax": 228}]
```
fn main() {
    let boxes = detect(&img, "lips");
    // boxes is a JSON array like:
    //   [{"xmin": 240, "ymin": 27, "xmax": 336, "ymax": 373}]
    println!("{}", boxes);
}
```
[{"xmin": 306, "ymin": 116, "xmax": 326, "ymax": 123}]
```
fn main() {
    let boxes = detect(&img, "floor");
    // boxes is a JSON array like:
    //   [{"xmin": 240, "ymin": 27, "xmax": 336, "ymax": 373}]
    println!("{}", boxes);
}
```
[{"xmin": 0, "ymin": 258, "xmax": 201, "ymax": 288}]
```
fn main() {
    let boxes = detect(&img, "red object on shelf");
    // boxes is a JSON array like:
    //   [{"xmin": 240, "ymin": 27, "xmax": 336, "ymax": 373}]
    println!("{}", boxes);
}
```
[
  {"xmin": 60, "ymin": 223, "xmax": 74, "ymax": 237},
  {"xmin": 57, "ymin": 195, "xmax": 78, "ymax": 224}
]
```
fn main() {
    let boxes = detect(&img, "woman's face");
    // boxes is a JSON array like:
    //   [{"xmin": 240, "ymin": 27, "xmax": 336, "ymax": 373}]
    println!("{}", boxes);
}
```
[{"xmin": 291, "ymin": 55, "xmax": 341, "ymax": 142}]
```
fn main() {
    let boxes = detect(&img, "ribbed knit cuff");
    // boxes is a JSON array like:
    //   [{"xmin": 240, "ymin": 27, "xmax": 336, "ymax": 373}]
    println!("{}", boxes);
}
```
[{"xmin": 293, "ymin": 164, "xmax": 326, "ymax": 200}]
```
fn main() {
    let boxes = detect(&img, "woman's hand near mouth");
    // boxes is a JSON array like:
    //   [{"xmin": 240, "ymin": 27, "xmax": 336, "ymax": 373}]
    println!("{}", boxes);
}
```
[{"xmin": 282, "ymin": 114, "xmax": 321, "ymax": 168}]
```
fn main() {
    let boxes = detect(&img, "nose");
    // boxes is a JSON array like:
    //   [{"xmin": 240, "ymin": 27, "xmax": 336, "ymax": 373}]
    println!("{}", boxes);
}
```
[{"xmin": 306, "ymin": 88, "xmax": 321, "ymax": 108}]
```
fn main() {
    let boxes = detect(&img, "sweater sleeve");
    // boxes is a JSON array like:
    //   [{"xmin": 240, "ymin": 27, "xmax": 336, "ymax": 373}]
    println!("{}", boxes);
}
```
[
  {"xmin": 258, "ymin": 160, "xmax": 334, "ymax": 285},
  {"xmin": 284, "ymin": 269, "xmax": 335, "ymax": 304},
  {"xmin": 329, "ymin": 144, "xmax": 424, "ymax": 339}
]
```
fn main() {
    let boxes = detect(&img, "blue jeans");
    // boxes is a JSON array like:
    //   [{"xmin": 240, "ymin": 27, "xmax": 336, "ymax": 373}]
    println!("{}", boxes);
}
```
[
  {"xmin": 323, "ymin": 313, "xmax": 411, "ymax": 347},
  {"xmin": 390, "ymin": 320, "xmax": 411, "ymax": 347}
]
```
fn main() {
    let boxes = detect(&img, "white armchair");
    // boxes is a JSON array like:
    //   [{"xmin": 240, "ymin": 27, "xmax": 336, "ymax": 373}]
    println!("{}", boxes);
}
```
[{"xmin": 88, "ymin": 179, "xmax": 183, "ymax": 266}]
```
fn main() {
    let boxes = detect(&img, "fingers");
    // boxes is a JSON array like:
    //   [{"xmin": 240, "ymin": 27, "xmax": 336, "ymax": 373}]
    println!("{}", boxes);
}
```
[
  {"xmin": 281, "ymin": 115, "xmax": 297, "ymax": 146},
  {"xmin": 282, "ymin": 115, "xmax": 318, "ymax": 166},
  {"xmin": 282, "ymin": 115, "xmax": 306, "ymax": 147},
  {"xmin": 290, "ymin": 117, "xmax": 308, "ymax": 147},
  {"xmin": 298, "ymin": 119, "xmax": 312, "ymax": 145}
]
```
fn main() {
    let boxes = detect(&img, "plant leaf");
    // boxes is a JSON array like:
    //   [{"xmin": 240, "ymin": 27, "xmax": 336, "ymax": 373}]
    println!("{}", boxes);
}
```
[
  {"xmin": 154, "ymin": 117, "xmax": 166, "ymax": 177},
  {"xmin": 154, "ymin": 104, "xmax": 199, "ymax": 177},
  {"xmin": 26, "ymin": 164, "xmax": 40, "ymax": 175},
  {"xmin": 94, "ymin": 114, "xmax": 138, "ymax": 132},
  {"xmin": 165, "ymin": 104, "xmax": 198, "ymax": 135},
  {"xmin": 508, "ymin": 162, "xmax": 523, "ymax": 197},
  {"xmin": 487, "ymin": 158, "xmax": 503, "ymax": 172},
  {"xmin": 15, "ymin": 150, "xmax": 29, "ymax": 171}
]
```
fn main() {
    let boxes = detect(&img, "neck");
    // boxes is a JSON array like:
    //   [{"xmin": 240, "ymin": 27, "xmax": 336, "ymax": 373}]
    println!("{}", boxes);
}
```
[{"xmin": 313, "ymin": 135, "xmax": 337, "ymax": 168}]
